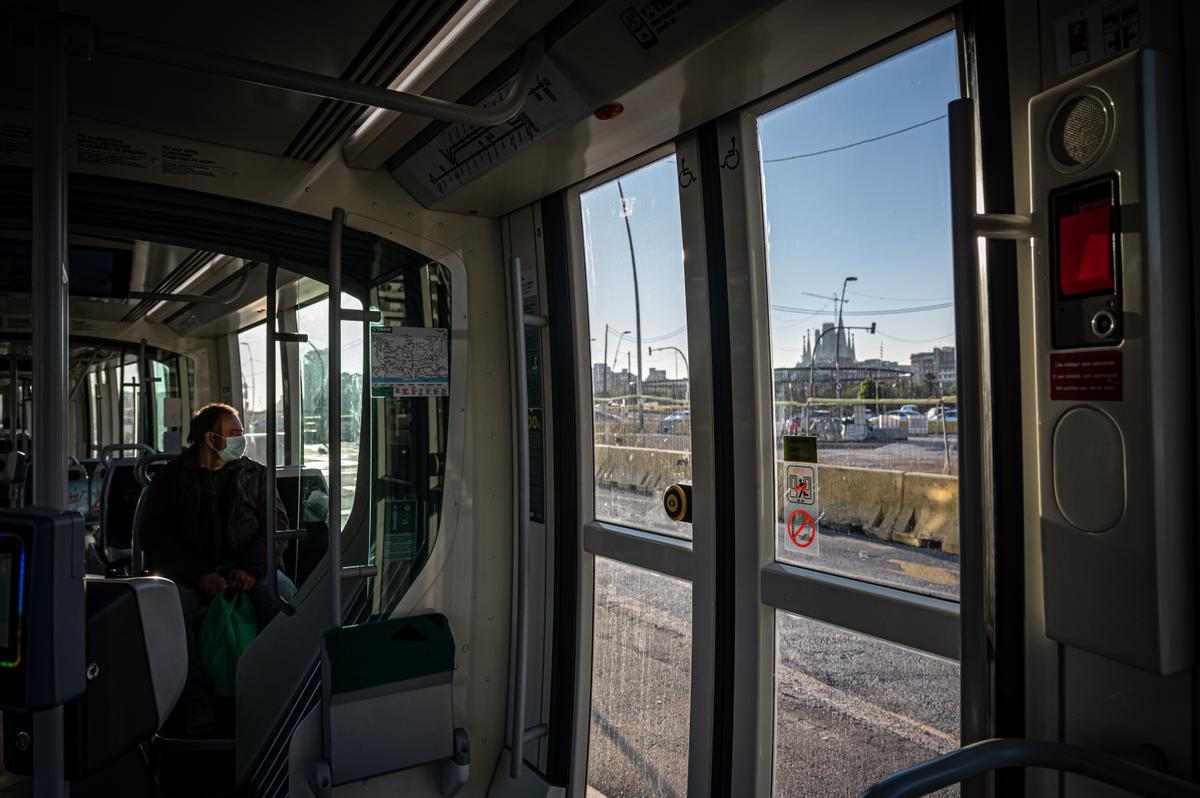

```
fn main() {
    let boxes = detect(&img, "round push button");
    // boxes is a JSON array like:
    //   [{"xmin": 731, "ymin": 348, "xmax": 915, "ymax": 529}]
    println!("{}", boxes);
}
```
[{"xmin": 1053, "ymin": 407, "xmax": 1125, "ymax": 532}]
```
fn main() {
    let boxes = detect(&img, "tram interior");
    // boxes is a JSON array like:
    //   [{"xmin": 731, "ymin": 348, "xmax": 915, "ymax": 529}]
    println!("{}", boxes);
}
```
[{"xmin": 0, "ymin": 0, "xmax": 1198, "ymax": 796}]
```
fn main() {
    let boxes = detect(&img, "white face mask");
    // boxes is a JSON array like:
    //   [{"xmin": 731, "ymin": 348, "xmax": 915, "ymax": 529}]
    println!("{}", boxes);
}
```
[{"xmin": 215, "ymin": 433, "xmax": 247, "ymax": 462}]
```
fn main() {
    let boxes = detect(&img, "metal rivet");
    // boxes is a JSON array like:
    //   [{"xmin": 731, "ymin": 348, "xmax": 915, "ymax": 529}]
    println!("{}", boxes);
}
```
[
  {"xmin": 461, "ymin": 644, "xmax": 470, "ymax": 653},
  {"xmin": 86, "ymin": 662, "xmax": 100, "ymax": 681},
  {"xmin": 304, "ymin": 186, "xmax": 311, "ymax": 193},
  {"xmin": 16, "ymin": 731, "xmax": 30, "ymax": 751},
  {"xmin": 489, "ymin": 492, "xmax": 495, "ymax": 500}
]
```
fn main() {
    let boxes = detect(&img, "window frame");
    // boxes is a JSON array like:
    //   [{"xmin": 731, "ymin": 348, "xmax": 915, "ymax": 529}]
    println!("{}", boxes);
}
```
[{"xmin": 567, "ymin": 142, "xmax": 719, "ymax": 798}]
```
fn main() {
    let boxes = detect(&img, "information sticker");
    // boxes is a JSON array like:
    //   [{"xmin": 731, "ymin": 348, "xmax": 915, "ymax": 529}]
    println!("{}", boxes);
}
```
[{"xmin": 780, "ymin": 435, "xmax": 819, "ymax": 558}]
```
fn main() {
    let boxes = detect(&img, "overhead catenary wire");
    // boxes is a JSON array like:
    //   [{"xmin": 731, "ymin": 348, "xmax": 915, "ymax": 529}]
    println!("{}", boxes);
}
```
[
  {"xmin": 763, "ymin": 114, "xmax": 948, "ymax": 163},
  {"xmin": 771, "ymin": 302, "xmax": 954, "ymax": 316}
]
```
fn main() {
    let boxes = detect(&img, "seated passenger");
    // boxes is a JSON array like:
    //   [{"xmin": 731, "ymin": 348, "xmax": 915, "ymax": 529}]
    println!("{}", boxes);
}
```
[{"xmin": 140, "ymin": 402, "xmax": 295, "ymax": 734}]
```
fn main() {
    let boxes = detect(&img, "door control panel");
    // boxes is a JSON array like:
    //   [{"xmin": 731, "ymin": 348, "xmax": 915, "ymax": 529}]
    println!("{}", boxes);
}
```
[
  {"xmin": 1031, "ymin": 49, "xmax": 1193, "ymax": 675},
  {"xmin": 1050, "ymin": 174, "xmax": 1122, "ymax": 348}
]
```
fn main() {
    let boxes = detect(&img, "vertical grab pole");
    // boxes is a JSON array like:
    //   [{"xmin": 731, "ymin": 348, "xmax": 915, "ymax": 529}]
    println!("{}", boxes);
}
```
[
  {"xmin": 264, "ymin": 257, "xmax": 291, "ymax": 614},
  {"xmin": 508, "ymin": 257, "xmax": 530, "ymax": 779},
  {"xmin": 328, "ymin": 208, "xmax": 344, "ymax": 629},
  {"xmin": 948, "ymin": 98, "xmax": 989, "ymax": 760},
  {"xmin": 31, "ymin": 15, "xmax": 69, "ymax": 798},
  {"xmin": 265, "ymin": 258, "xmax": 279, "ymax": 597}
]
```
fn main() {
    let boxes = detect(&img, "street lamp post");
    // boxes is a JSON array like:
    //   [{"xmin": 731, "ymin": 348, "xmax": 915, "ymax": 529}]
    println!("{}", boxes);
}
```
[
  {"xmin": 617, "ymin": 179, "xmax": 645, "ymax": 431},
  {"xmin": 649, "ymin": 345, "xmax": 689, "ymax": 403},
  {"xmin": 834, "ymin": 276, "xmax": 858, "ymax": 396},
  {"xmin": 603, "ymin": 324, "xmax": 630, "ymax": 397}
]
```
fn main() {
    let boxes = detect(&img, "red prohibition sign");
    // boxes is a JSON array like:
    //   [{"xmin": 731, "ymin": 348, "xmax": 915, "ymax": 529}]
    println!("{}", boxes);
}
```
[{"xmin": 787, "ymin": 508, "xmax": 816, "ymax": 548}]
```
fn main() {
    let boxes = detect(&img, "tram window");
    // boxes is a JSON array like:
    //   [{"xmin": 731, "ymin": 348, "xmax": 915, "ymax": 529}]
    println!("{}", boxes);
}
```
[
  {"xmin": 293, "ymin": 290, "xmax": 364, "ymax": 532},
  {"xmin": 581, "ymin": 155, "xmax": 693, "ymax": 540},
  {"xmin": 237, "ymin": 322, "xmax": 285, "ymax": 465},
  {"xmin": 588, "ymin": 557, "xmax": 691, "ymax": 798},
  {"xmin": 758, "ymin": 33, "xmax": 961, "ymax": 598},
  {"xmin": 368, "ymin": 264, "xmax": 452, "ymax": 616},
  {"xmin": 120, "ymin": 354, "xmax": 140, "ymax": 445},
  {"xmin": 773, "ymin": 611, "xmax": 959, "ymax": 796}
]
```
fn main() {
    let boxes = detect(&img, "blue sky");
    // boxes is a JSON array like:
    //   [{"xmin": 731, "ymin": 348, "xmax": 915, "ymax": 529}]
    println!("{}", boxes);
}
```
[{"xmin": 583, "ymin": 31, "xmax": 959, "ymax": 380}]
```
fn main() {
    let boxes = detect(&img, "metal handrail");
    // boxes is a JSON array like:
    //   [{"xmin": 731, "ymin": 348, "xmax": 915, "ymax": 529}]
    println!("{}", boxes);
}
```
[
  {"xmin": 87, "ymin": 26, "xmax": 545, "ymax": 129},
  {"xmin": 508, "ymin": 256, "xmax": 531, "ymax": 779},
  {"xmin": 858, "ymin": 738, "xmax": 1200, "ymax": 798},
  {"xmin": 508, "ymin": 257, "xmax": 549, "ymax": 778},
  {"xmin": 265, "ymin": 258, "xmax": 296, "ymax": 616},
  {"xmin": 327, "ymin": 208, "xmax": 343, "ymax": 630},
  {"xmin": 97, "ymin": 442, "xmax": 153, "ymax": 467}
]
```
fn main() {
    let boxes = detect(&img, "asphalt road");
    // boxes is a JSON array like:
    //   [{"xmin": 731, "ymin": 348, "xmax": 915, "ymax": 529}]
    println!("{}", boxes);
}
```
[
  {"xmin": 589, "ymin": 486, "xmax": 960, "ymax": 797},
  {"xmin": 586, "ymin": 558, "xmax": 959, "ymax": 798}
]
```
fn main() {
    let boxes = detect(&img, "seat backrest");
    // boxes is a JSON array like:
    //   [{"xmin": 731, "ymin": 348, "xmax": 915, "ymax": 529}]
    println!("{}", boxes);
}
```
[
  {"xmin": 129, "ymin": 453, "xmax": 176, "ymax": 576},
  {"xmin": 100, "ymin": 460, "xmax": 143, "ymax": 552}
]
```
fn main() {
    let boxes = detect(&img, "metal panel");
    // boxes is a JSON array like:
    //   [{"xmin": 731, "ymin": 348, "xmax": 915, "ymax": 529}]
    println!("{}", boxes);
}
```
[
  {"xmin": 761, "ymin": 564, "xmax": 961, "ymax": 662},
  {"xmin": 582, "ymin": 522, "xmax": 693, "ymax": 583},
  {"xmin": 672, "ymin": 131, "xmax": 717, "ymax": 798},
  {"xmin": 714, "ymin": 109, "xmax": 776, "ymax": 795}
]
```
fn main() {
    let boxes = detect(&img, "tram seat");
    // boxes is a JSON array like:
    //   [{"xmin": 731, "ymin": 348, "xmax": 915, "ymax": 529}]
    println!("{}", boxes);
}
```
[{"xmin": 4, "ymin": 576, "xmax": 187, "ymax": 780}]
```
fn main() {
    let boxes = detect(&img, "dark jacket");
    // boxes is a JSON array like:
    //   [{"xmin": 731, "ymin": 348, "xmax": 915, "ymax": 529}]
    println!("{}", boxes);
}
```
[{"xmin": 140, "ymin": 446, "xmax": 288, "ymax": 586}]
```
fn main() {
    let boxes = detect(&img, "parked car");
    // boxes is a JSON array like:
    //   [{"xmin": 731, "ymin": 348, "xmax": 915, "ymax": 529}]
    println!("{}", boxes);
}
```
[
  {"xmin": 926, "ymin": 405, "xmax": 957, "ymax": 420},
  {"xmin": 661, "ymin": 409, "xmax": 690, "ymax": 434},
  {"xmin": 780, "ymin": 409, "xmax": 830, "ymax": 437},
  {"xmin": 869, "ymin": 408, "xmax": 930, "ymax": 434}
]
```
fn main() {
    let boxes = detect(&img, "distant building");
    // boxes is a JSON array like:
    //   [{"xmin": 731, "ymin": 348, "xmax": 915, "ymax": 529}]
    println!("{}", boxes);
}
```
[
  {"xmin": 911, "ymin": 346, "xmax": 956, "ymax": 390},
  {"xmin": 647, "ymin": 367, "xmax": 667, "ymax": 382}
]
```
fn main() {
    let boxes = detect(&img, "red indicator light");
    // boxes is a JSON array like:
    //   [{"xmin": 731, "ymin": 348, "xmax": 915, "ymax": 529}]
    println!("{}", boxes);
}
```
[
  {"xmin": 1058, "ymin": 205, "xmax": 1114, "ymax": 296},
  {"xmin": 594, "ymin": 103, "xmax": 624, "ymax": 121}
]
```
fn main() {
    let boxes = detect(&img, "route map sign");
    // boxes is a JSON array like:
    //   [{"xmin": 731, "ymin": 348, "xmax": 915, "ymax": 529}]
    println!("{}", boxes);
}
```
[
  {"xmin": 370, "ymin": 325, "xmax": 449, "ymax": 398},
  {"xmin": 400, "ymin": 59, "xmax": 587, "ymax": 198},
  {"xmin": 780, "ymin": 435, "xmax": 819, "ymax": 557}
]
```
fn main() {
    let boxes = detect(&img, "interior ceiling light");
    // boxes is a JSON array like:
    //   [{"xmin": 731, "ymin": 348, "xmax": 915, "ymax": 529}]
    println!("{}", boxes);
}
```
[{"xmin": 352, "ymin": 0, "xmax": 500, "ymax": 139}]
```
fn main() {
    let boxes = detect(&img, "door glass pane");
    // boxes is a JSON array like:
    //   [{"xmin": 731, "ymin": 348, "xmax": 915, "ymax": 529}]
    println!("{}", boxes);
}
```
[
  {"xmin": 588, "ymin": 557, "xmax": 691, "ymax": 797},
  {"xmin": 758, "ymin": 33, "xmax": 962, "ymax": 598},
  {"xmin": 294, "ymin": 292, "xmax": 365, "ymax": 532},
  {"xmin": 774, "ymin": 610, "xmax": 959, "ymax": 796},
  {"xmin": 581, "ymin": 156, "xmax": 692, "ymax": 539},
  {"xmin": 238, "ymin": 322, "xmax": 285, "ymax": 464}
]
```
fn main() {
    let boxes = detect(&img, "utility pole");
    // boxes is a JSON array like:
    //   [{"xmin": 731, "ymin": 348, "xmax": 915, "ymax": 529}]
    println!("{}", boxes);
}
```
[
  {"xmin": 834, "ymin": 276, "xmax": 858, "ymax": 396},
  {"xmin": 617, "ymin": 180, "xmax": 644, "ymax": 431}
]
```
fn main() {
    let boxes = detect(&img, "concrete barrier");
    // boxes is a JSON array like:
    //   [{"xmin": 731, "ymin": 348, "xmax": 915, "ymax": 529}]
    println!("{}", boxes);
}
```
[
  {"xmin": 892, "ymin": 471, "xmax": 960, "ymax": 554},
  {"xmin": 771, "ymin": 461, "xmax": 959, "ymax": 552},
  {"xmin": 600, "ymin": 446, "xmax": 957, "ymax": 554},
  {"xmin": 595, "ymin": 445, "xmax": 691, "ymax": 494}
]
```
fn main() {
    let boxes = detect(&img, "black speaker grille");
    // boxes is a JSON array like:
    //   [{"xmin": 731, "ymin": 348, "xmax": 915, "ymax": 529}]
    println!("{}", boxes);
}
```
[{"xmin": 1051, "ymin": 95, "xmax": 1108, "ymax": 166}]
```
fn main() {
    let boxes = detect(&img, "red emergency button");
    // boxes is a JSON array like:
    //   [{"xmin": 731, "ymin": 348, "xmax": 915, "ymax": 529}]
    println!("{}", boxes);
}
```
[{"xmin": 1058, "ymin": 205, "xmax": 1114, "ymax": 296}]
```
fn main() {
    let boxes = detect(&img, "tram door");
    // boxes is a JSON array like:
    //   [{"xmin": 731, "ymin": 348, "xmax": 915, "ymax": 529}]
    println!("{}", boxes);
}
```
[{"xmin": 566, "ymin": 19, "xmax": 973, "ymax": 798}]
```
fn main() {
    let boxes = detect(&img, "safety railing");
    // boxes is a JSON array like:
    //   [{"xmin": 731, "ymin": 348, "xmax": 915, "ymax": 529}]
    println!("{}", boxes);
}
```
[{"xmin": 859, "ymin": 738, "xmax": 1200, "ymax": 798}]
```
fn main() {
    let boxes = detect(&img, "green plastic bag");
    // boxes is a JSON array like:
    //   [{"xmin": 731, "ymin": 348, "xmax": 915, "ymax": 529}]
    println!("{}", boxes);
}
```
[{"xmin": 198, "ymin": 593, "xmax": 257, "ymax": 697}]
